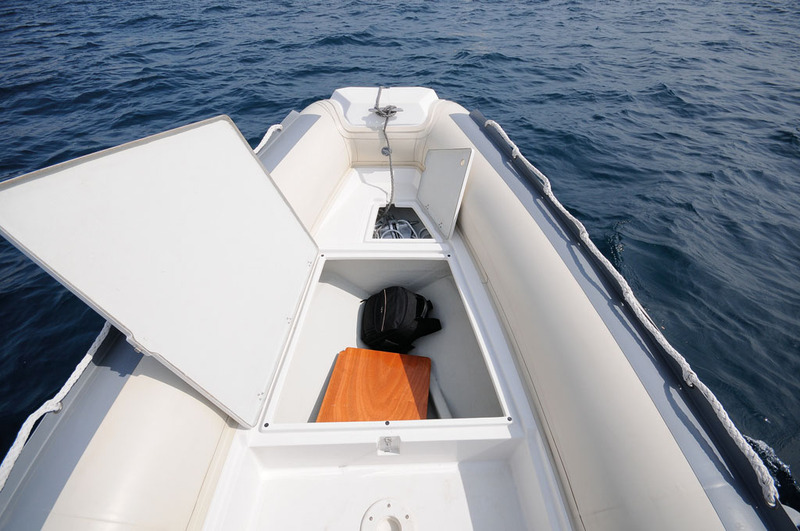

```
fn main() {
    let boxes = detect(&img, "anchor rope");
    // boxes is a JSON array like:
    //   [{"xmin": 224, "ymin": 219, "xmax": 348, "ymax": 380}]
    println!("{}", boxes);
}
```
[
  {"xmin": 0, "ymin": 321, "xmax": 112, "ymax": 493},
  {"xmin": 370, "ymin": 86, "xmax": 401, "ymax": 210},
  {"xmin": 483, "ymin": 118, "xmax": 779, "ymax": 507}
]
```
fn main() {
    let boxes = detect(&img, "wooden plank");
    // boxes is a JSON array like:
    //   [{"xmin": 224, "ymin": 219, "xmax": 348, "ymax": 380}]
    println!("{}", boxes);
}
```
[{"xmin": 316, "ymin": 348, "xmax": 431, "ymax": 422}]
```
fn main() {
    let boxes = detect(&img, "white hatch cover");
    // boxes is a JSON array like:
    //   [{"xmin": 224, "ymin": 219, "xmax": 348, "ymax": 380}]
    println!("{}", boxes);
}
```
[
  {"xmin": 0, "ymin": 116, "xmax": 318, "ymax": 428},
  {"xmin": 417, "ymin": 148, "xmax": 473, "ymax": 240}
]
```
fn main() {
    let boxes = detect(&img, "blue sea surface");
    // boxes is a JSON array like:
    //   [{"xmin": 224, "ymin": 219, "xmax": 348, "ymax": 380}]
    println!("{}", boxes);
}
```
[{"xmin": 1, "ymin": 0, "xmax": 799, "ymax": 507}]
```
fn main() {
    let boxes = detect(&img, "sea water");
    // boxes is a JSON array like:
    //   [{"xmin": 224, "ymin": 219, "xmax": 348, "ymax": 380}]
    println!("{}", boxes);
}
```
[{"xmin": 1, "ymin": 0, "xmax": 798, "ymax": 507}]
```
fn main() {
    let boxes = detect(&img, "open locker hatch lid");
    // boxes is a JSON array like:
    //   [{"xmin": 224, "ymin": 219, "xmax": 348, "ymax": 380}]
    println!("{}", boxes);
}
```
[
  {"xmin": 417, "ymin": 148, "xmax": 473, "ymax": 240},
  {"xmin": 0, "ymin": 116, "xmax": 318, "ymax": 428}
]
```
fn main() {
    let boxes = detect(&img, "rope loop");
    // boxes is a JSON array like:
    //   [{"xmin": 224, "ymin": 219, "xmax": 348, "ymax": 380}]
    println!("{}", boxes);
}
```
[{"xmin": 254, "ymin": 124, "xmax": 283, "ymax": 153}]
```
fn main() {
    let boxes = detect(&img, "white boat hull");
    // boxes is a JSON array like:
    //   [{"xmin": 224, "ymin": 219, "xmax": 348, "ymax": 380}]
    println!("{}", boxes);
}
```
[{"xmin": 0, "ymin": 87, "xmax": 795, "ymax": 530}]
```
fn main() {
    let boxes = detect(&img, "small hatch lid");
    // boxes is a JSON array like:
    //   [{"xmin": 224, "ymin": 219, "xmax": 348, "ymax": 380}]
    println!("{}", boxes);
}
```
[
  {"xmin": 417, "ymin": 148, "xmax": 473, "ymax": 240},
  {"xmin": 0, "ymin": 116, "xmax": 318, "ymax": 428}
]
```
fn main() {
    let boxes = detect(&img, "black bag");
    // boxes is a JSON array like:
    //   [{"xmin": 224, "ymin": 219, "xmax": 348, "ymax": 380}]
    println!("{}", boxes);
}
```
[{"xmin": 361, "ymin": 286, "xmax": 442, "ymax": 353}]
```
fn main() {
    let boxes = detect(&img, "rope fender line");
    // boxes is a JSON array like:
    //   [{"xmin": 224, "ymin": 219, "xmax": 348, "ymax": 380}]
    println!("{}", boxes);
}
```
[
  {"xmin": 0, "ymin": 321, "xmax": 113, "ymax": 493},
  {"xmin": 480, "ymin": 117, "xmax": 779, "ymax": 507}
]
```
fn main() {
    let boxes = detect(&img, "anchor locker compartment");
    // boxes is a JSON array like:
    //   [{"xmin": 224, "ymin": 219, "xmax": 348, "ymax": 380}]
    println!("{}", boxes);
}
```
[
  {"xmin": 370, "ymin": 149, "xmax": 473, "ymax": 242},
  {"xmin": 0, "ymin": 116, "xmax": 318, "ymax": 428}
]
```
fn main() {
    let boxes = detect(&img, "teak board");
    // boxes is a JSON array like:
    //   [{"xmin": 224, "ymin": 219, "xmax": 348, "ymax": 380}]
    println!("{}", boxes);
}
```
[{"xmin": 316, "ymin": 347, "xmax": 431, "ymax": 422}]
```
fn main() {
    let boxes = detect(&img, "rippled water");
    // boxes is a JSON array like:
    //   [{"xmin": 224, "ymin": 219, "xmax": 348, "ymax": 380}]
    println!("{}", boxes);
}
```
[{"xmin": 1, "ymin": 0, "xmax": 799, "ymax": 506}]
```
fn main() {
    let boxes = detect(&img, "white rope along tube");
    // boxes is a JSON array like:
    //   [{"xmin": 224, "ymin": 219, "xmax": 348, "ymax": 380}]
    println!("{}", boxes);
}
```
[
  {"xmin": 483, "ymin": 119, "xmax": 779, "ymax": 507},
  {"xmin": 0, "ymin": 321, "xmax": 112, "ymax": 493}
]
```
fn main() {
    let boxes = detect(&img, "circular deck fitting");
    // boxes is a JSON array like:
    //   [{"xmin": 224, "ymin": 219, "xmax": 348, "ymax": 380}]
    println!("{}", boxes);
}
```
[{"xmin": 360, "ymin": 498, "xmax": 414, "ymax": 531}]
